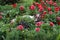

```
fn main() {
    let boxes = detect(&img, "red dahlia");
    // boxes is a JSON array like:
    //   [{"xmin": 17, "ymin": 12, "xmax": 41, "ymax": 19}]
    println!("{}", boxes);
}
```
[
  {"xmin": 55, "ymin": 7, "xmax": 59, "ymax": 13},
  {"xmin": 43, "ymin": 11, "xmax": 47, "ymax": 15},
  {"xmin": 35, "ymin": 21, "xmax": 43, "ymax": 26},
  {"xmin": 50, "ymin": 22, "xmax": 54, "ymax": 26},
  {"xmin": 29, "ymin": 5, "xmax": 35, "ymax": 10},
  {"xmin": 0, "ymin": 16, "xmax": 2, "ymax": 19},
  {"xmin": 48, "ymin": 7, "xmax": 51, "ymax": 11},
  {"xmin": 17, "ymin": 25, "xmax": 24, "ymax": 31},
  {"xmin": 12, "ymin": 3, "xmax": 17, "ymax": 8},
  {"xmin": 49, "ymin": 11, "xmax": 53, "ymax": 15},
  {"xmin": 35, "ymin": 28, "xmax": 40, "ymax": 32},
  {"xmin": 20, "ymin": 6, "xmax": 24, "ymax": 11},
  {"xmin": 53, "ymin": 2, "xmax": 57, "ymax": 7},
  {"xmin": 49, "ymin": 0, "xmax": 53, "ymax": 5},
  {"xmin": 56, "ymin": 17, "xmax": 60, "ymax": 20}
]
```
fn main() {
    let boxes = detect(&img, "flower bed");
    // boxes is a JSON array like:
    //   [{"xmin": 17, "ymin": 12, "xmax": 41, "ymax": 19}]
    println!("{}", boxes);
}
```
[{"xmin": 0, "ymin": 0, "xmax": 60, "ymax": 40}]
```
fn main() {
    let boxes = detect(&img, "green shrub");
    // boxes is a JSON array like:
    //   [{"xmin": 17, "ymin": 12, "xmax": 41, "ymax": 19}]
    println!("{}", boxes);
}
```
[{"xmin": 0, "ymin": 0, "xmax": 20, "ymax": 5}]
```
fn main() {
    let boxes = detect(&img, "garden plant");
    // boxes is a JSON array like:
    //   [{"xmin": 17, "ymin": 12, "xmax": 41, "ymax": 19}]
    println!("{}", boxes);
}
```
[{"xmin": 0, "ymin": 0, "xmax": 60, "ymax": 40}]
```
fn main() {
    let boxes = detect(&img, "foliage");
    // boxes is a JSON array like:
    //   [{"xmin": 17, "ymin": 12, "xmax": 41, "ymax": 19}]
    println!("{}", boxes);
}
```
[{"xmin": 0, "ymin": 0, "xmax": 60, "ymax": 40}]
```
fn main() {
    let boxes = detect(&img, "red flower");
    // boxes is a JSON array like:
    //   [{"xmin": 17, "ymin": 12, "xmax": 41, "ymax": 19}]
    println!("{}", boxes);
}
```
[
  {"xmin": 53, "ymin": 2, "xmax": 57, "ymax": 7},
  {"xmin": 17, "ymin": 25, "xmax": 24, "ymax": 31},
  {"xmin": 56, "ymin": 17, "xmax": 60, "ymax": 20},
  {"xmin": 38, "ymin": 7, "xmax": 44, "ymax": 12},
  {"xmin": 35, "ymin": 28, "xmax": 40, "ymax": 32},
  {"xmin": 12, "ymin": 3, "xmax": 17, "ymax": 8},
  {"xmin": 48, "ymin": 7, "xmax": 51, "ymax": 11},
  {"xmin": 43, "ymin": 11, "xmax": 47, "ymax": 15},
  {"xmin": 38, "ymin": 4, "xmax": 42, "ymax": 9},
  {"xmin": 49, "ymin": 0, "xmax": 53, "ymax": 5},
  {"xmin": 55, "ymin": 7, "xmax": 59, "ymax": 13},
  {"xmin": 49, "ymin": 11, "xmax": 53, "ymax": 15},
  {"xmin": 35, "ymin": 21, "xmax": 43, "ymax": 26},
  {"xmin": 0, "ymin": 16, "xmax": 2, "ymax": 19},
  {"xmin": 50, "ymin": 22, "xmax": 54, "ymax": 26},
  {"xmin": 20, "ymin": 6, "xmax": 24, "ymax": 11},
  {"xmin": 29, "ymin": 5, "xmax": 35, "ymax": 10}
]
